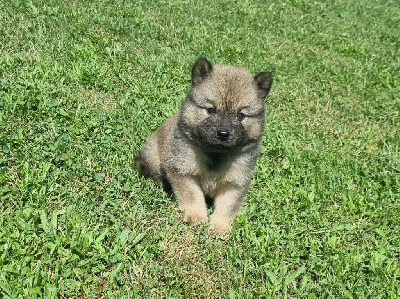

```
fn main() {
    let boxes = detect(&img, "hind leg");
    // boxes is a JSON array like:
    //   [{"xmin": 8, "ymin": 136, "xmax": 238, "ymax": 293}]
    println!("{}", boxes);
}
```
[
  {"xmin": 135, "ymin": 113, "xmax": 179, "ymax": 185},
  {"xmin": 134, "ymin": 135, "xmax": 162, "ymax": 184}
]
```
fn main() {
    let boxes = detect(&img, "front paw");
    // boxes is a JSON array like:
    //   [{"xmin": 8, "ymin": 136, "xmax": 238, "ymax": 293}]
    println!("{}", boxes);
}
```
[
  {"xmin": 209, "ymin": 214, "xmax": 232, "ymax": 232},
  {"xmin": 183, "ymin": 210, "xmax": 208, "ymax": 225}
]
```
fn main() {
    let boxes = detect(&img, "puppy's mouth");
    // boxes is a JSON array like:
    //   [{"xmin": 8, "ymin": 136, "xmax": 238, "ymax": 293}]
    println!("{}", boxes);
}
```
[{"xmin": 197, "ymin": 131, "xmax": 243, "ymax": 150}]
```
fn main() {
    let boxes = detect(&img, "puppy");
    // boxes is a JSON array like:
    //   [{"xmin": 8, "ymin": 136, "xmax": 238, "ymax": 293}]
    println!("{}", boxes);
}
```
[{"xmin": 135, "ymin": 57, "xmax": 272, "ymax": 231}]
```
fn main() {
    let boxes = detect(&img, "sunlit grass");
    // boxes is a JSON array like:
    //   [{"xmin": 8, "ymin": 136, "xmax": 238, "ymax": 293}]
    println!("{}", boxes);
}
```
[{"xmin": 0, "ymin": 0, "xmax": 399, "ymax": 297}]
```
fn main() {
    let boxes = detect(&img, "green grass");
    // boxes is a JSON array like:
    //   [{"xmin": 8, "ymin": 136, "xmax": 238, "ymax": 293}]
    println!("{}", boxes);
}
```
[{"xmin": 0, "ymin": 0, "xmax": 399, "ymax": 297}]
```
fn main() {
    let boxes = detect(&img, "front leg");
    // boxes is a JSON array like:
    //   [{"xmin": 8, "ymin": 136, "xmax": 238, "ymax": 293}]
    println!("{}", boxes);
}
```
[
  {"xmin": 167, "ymin": 173, "xmax": 208, "ymax": 224},
  {"xmin": 210, "ymin": 184, "xmax": 246, "ymax": 232}
]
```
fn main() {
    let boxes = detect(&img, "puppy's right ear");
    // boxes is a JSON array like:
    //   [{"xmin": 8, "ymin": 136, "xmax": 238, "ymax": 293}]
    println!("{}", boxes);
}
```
[{"xmin": 191, "ymin": 57, "xmax": 213, "ymax": 86}]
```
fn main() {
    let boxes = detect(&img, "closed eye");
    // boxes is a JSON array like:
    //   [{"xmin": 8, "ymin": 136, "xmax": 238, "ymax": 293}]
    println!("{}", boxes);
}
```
[
  {"xmin": 207, "ymin": 107, "xmax": 216, "ymax": 114},
  {"xmin": 237, "ymin": 112, "xmax": 245, "ymax": 120}
]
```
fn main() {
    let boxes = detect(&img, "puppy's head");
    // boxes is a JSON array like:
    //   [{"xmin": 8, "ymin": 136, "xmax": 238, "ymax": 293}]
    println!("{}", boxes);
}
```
[{"xmin": 180, "ymin": 57, "xmax": 273, "ymax": 151}]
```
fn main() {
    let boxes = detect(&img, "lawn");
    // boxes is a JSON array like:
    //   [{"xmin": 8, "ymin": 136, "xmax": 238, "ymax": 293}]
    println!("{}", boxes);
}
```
[{"xmin": 0, "ymin": 0, "xmax": 399, "ymax": 297}]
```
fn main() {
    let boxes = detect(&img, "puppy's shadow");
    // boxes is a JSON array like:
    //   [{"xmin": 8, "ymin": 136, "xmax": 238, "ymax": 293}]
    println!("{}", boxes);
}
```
[
  {"xmin": 205, "ymin": 195, "xmax": 214, "ymax": 210},
  {"xmin": 161, "ymin": 177, "xmax": 173, "ymax": 195}
]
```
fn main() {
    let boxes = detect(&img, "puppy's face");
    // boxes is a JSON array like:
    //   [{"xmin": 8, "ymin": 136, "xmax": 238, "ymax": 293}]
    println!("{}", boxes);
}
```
[{"xmin": 179, "ymin": 58, "xmax": 272, "ymax": 152}]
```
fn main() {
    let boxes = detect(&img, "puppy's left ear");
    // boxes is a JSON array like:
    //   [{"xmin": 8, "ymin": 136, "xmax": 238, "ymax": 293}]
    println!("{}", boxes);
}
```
[{"xmin": 254, "ymin": 71, "xmax": 273, "ymax": 99}]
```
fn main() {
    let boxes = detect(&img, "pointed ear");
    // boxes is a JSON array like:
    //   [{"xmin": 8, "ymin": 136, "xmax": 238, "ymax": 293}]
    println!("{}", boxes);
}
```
[
  {"xmin": 191, "ymin": 57, "xmax": 213, "ymax": 85},
  {"xmin": 254, "ymin": 71, "xmax": 273, "ymax": 99}
]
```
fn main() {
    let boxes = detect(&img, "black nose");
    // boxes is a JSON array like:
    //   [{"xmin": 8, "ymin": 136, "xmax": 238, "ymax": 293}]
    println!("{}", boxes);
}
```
[{"xmin": 216, "ymin": 130, "xmax": 230, "ymax": 140}]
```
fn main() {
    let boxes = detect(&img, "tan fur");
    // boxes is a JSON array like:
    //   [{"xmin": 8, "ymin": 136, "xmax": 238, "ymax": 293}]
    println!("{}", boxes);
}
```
[{"xmin": 135, "ymin": 58, "xmax": 272, "ymax": 232}]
